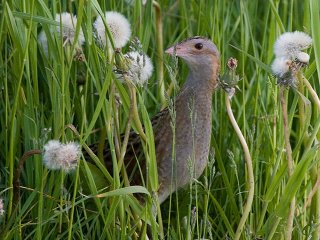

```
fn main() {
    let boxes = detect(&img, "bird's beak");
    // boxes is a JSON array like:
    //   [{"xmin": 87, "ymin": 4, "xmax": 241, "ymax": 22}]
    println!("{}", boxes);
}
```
[
  {"xmin": 165, "ymin": 45, "xmax": 176, "ymax": 55},
  {"xmin": 165, "ymin": 45, "xmax": 187, "ymax": 56}
]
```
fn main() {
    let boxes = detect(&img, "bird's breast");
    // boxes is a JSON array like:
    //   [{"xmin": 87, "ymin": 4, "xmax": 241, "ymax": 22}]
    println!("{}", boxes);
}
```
[
  {"xmin": 173, "ymin": 92, "xmax": 213, "ymax": 185},
  {"xmin": 155, "ymin": 88, "xmax": 214, "ymax": 202}
]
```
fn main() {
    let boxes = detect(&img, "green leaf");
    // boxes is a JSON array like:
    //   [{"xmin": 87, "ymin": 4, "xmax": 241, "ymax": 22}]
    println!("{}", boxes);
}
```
[
  {"xmin": 275, "ymin": 146, "xmax": 319, "ymax": 218},
  {"xmin": 95, "ymin": 186, "xmax": 150, "ymax": 198}
]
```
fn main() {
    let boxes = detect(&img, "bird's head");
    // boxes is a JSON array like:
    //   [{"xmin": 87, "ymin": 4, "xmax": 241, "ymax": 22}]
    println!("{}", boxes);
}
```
[{"xmin": 165, "ymin": 37, "xmax": 220, "ymax": 88}]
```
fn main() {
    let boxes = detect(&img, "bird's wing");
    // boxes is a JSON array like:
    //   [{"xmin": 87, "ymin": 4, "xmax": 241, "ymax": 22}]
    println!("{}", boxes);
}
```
[{"xmin": 84, "ymin": 107, "xmax": 170, "ymax": 184}]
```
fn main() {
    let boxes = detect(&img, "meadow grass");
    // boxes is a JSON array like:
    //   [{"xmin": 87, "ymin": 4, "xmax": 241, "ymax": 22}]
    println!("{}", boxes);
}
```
[{"xmin": 1, "ymin": 0, "xmax": 320, "ymax": 239}]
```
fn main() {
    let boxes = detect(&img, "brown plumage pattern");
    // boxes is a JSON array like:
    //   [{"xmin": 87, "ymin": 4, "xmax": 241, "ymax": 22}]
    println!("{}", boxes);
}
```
[{"xmin": 86, "ymin": 36, "xmax": 220, "ymax": 204}]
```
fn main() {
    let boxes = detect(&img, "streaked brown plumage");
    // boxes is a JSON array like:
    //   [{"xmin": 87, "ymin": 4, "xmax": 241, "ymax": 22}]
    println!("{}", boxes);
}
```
[{"xmin": 87, "ymin": 37, "xmax": 220, "ymax": 204}]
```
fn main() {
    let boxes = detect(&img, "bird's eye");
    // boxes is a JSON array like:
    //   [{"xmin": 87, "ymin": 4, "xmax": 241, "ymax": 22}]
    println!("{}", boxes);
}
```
[{"xmin": 194, "ymin": 43, "xmax": 203, "ymax": 50}]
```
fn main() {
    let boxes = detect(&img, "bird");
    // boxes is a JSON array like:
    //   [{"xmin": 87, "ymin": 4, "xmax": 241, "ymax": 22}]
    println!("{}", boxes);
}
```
[{"xmin": 87, "ymin": 36, "xmax": 220, "ymax": 204}]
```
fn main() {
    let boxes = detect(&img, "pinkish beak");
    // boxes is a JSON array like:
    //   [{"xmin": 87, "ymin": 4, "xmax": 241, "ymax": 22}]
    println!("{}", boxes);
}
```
[
  {"xmin": 165, "ymin": 45, "xmax": 187, "ymax": 56},
  {"xmin": 165, "ymin": 46, "xmax": 176, "ymax": 55}
]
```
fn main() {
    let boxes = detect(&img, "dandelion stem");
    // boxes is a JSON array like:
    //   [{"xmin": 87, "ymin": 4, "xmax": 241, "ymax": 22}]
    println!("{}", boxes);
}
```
[
  {"xmin": 301, "ymin": 75, "xmax": 320, "ymax": 111},
  {"xmin": 13, "ymin": 149, "xmax": 42, "ymax": 206},
  {"xmin": 111, "ymin": 84, "xmax": 122, "ymax": 164},
  {"xmin": 132, "ymin": 96, "xmax": 147, "ymax": 142},
  {"xmin": 225, "ymin": 93, "xmax": 254, "ymax": 240},
  {"xmin": 113, "ymin": 117, "xmax": 121, "ymax": 162},
  {"xmin": 120, "ymin": 85, "xmax": 135, "ymax": 163},
  {"xmin": 297, "ymin": 72, "xmax": 306, "ymax": 144},
  {"xmin": 279, "ymin": 87, "xmax": 295, "ymax": 240},
  {"xmin": 300, "ymin": 74, "xmax": 320, "ymax": 239},
  {"xmin": 305, "ymin": 170, "xmax": 320, "ymax": 209},
  {"xmin": 117, "ymin": 82, "xmax": 136, "ymax": 187}
]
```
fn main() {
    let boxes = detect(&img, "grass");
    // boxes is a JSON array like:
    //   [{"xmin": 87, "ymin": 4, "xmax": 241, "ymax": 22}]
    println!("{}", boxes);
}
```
[{"xmin": 1, "ymin": 0, "xmax": 320, "ymax": 239}]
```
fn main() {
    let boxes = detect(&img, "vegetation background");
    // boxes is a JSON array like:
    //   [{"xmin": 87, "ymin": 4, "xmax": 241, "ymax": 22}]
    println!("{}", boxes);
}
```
[{"xmin": 1, "ymin": 0, "xmax": 320, "ymax": 239}]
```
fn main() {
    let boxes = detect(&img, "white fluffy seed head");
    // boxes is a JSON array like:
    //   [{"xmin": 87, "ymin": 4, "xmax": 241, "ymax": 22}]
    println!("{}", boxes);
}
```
[
  {"xmin": 43, "ymin": 140, "xmax": 61, "ymax": 170},
  {"xmin": 94, "ymin": 11, "xmax": 131, "ymax": 49},
  {"xmin": 55, "ymin": 12, "xmax": 85, "ymax": 46},
  {"xmin": 274, "ymin": 31, "xmax": 312, "ymax": 58},
  {"xmin": 38, "ymin": 12, "xmax": 85, "ymax": 55},
  {"xmin": 271, "ymin": 57, "xmax": 292, "ymax": 77},
  {"xmin": 296, "ymin": 52, "xmax": 310, "ymax": 64},
  {"xmin": 0, "ymin": 198, "xmax": 4, "ymax": 217},
  {"xmin": 43, "ymin": 140, "xmax": 81, "ymax": 173},
  {"xmin": 124, "ymin": 51, "xmax": 154, "ymax": 85},
  {"xmin": 38, "ymin": 30, "xmax": 49, "ymax": 55}
]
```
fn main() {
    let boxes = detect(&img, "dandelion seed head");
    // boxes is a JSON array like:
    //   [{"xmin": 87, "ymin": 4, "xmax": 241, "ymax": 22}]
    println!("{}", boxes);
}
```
[
  {"xmin": 124, "ymin": 51, "xmax": 153, "ymax": 85},
  {"xmin": 296, "ymin": 52, "xmax": 310, "ymax": 64},
  {"xmin": 271, "ymin": 57, "xmax": 292, "ymax": 77},
  {"xmin": 38, "ymin": 30, "xmax": 49, "ymax": 55},
  {"xmin": 38, "ymin": 12, "xmax": 85, "ymax": 55},
  {"xmin": 272, "ymin": 31, "xmax": 312, "ymax": 87},
  {"xmin": 43, "ymin": 140, "xmax": 61, "ymax": 170},
  {"xmin": 55, "ymin": 12, "xmax": 85, "ymax": 46},
  {"xmin": 274, "ymin": 31, "xmax": 312, "ymax": 58},
  {"xmin": 292, "ymin": 31, "xmax": 313, "ymax": 49},
  {"xmin": 0, "ymin": 198, "xmax": 4, "ymax": 217},
  {"xmin": 43, "ymin": 140, "xmax": 81, "ymax": 173},
  {"xmin": 58, "ymin": 142, "xmax": 81, "ymax": 172},
  {"xmin": 94, "ymin": 11, "xmax": 131, "ymax": 49},
  {"xmin": 271, "ymin": 57, "xmax": 297, "ymax": 86}
]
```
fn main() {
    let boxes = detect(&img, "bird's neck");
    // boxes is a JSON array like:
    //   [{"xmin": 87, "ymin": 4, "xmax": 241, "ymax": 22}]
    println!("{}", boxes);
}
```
[
  {"xmin": 184, "ymin": 65, "xmax": 219, "ymax": 92},
  {"xmin": 176, "ymin": 75, "xmax": 214, "ymax": 121}
]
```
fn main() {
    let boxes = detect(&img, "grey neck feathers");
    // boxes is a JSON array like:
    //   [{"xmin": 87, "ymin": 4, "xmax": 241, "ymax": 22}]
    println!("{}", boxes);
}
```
[{"xmin": 183, "ymin": 64, "xmax": 218, "ymax": 92}]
